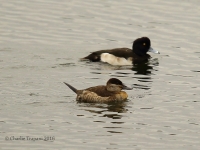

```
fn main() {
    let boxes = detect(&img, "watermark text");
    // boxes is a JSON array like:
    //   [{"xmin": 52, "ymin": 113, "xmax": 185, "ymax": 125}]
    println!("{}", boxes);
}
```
[{"xmin": 5, "ymin": 136, "xmax": 55, "ymax": 142}]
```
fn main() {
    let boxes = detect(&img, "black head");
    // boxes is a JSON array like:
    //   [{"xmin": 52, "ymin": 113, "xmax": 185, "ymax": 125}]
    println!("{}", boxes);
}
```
[{"xmin": 132, "ymin": 37, "xmax": 151, "ymax": 56}]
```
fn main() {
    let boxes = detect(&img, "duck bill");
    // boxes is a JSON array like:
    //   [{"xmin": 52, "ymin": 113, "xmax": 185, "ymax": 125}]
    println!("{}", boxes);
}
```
[
  {"xmin": 148, "ymin": 47, "xmax": 160, "ymax": 54},
  {"xmin": 122, "ymin": 84, "xmax": 133, "ymax": 90}
]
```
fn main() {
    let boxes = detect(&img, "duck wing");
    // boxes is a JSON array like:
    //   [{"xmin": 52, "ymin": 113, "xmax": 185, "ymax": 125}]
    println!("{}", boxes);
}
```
[
  {"xmin": 76, "ymin": 90, "xmax": 112, "ymax": 103},
  {"xmin": 84, "ymin": 85, "xmax": 115, "ymax": 97},
  {"xmin": 82, "ymin": 48, "xmax": 133, "ymax": 61}
]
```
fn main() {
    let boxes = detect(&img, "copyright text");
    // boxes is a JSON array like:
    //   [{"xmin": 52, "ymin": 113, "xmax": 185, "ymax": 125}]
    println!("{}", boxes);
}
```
[{"xmin": 5, "ymin": 136, "xmax": 55, "ymax": 142}]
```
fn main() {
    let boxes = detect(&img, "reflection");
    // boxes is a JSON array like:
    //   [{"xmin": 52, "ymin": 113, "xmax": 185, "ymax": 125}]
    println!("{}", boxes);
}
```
[
  {"xmin": 132, "ymin": 63, "xmax": 153, "ymax": 75},
  {"xmin": 88, "ymin": 58, "xmax": 159, "ymax": 77},
  {"xmin": 107, "ymin": 131, "xmax": 122, "ymax": 134},
  {"xmin": 77, "ymin": 101, "xmax": 128, "ymax": 120},
  {"xmin": 58, "ymin": 63, "xmax": 75, "ymax": 67},
  {"xmin": 89, "ymin": 63, "xmax": 132, "ymax": 71},
  {"xmin": 77, "ymin": 101, "xmax": 129, "ymax": 134},
  {"xmin": 140, "ymin": 107, "xmax": 154, "ymax": 109},
  {"xmin": 132, "ymin": 58, "xmax": 159, "ymax": 75},
  {"xmin": 108, "ymin": 59, "xmax": 159, "ymax": 91},
  {"xmin": 191, "ymin": 70, "xmax": 200, "ymax": 73},
  {"xmin": 131, "ymin": 58, "xmax": 159, "ymax": 91},
  {"xmin": 132, "ymin": 83, "xmax": 150, "ymax": 90},
  {"xmin": 110, "ymin": 74, "xmax": 152, "ymax": 90}
]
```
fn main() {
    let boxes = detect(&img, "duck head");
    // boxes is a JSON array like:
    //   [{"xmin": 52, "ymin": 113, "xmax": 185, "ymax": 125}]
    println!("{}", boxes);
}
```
[
  {"xmin": 132, "ymin": 37, "xmax": 159, "ymax": 56},
  {"xmin": 106, "ymin": 78, "xmax": 133, "ymax": 92}
]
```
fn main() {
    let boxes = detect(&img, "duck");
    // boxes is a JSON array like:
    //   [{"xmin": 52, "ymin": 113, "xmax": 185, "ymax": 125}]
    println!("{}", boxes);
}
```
[
  {"xmin": 64, "ymin": 78, "xmax": 133, "ymax": 103},
  {"xmin": 81, "ymin": 37, "xmax": 159, "ymax": 65}
]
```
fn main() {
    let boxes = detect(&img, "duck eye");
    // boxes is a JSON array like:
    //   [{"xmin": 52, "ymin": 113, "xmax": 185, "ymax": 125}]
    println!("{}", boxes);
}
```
[{"xmin": 143, "ymin": 43, "xmax": 146, "ymax": 46}]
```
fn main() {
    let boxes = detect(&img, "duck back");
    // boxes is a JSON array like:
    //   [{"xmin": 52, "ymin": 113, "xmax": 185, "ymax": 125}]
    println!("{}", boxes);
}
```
[{"xmin": 83, "ymin": 85, "xmax": 115, "ymax": 97}]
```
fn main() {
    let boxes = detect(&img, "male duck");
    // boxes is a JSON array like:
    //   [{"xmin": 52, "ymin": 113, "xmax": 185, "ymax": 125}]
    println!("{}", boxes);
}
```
[
  {"xmin": 82, "ymin": 37, "xmax": 159, "ymax": 65},
  {"xmin": 64, "ymin": 78, "xmax": 133, "ymax": 103}
]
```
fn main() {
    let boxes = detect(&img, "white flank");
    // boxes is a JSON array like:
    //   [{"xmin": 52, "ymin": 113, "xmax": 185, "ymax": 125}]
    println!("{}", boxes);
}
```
[{"xmin": 100, "ymin": 53, "xmax": 132, "ymax": 66}]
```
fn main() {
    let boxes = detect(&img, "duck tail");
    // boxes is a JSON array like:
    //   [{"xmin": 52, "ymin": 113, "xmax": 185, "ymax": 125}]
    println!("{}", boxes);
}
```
[
  {"xmin": 80, "ymin": 54, "xmax": 90, "ymax": 61},
  {"xmin": 80, "ymin": 53, "xmax": 100, "ymax": 62},
  {"xmin": 80, "ymin": 55, "xmax": 90, "ymax": 60},
  {"xmin": 63, "ymin": 82, "xmax": 77, "ymax": 94},
  {"xmin": 80, "ymin": 55, "xmax": 91, "ymax": 61}
]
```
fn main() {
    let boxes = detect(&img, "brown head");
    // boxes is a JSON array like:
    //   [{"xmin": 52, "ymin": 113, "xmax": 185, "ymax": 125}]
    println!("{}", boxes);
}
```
[{"xmin": 106, "ymin": 78, "xmax": 133, "ymax": 92}]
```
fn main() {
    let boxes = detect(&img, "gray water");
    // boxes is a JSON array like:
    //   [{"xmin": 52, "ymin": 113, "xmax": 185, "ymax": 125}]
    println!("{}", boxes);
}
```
[{"xmin": 0, "ymin": 0, "xmax": 200, "ymax": 149}]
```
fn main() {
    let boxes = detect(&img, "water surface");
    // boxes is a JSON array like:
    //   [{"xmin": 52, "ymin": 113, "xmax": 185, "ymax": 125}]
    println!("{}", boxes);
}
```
[{"xmin": 0, "ymin": 0, "xmax": 200, "ymax": 149}]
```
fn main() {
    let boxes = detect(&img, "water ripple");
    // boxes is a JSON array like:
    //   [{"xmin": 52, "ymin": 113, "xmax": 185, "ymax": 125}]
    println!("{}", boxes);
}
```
[{"xmin": 1, "ymin": 0, "xmax": 200, "ymax": 149}]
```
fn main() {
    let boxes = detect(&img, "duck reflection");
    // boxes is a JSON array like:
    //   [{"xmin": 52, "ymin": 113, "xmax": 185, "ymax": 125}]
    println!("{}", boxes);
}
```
[
  {"xmin": 132, "ymin": 62, "xmax": 152, "ymax": 75},
  {"xmin": 77, "ymin": 101, "xmax": 131, "ymax": 134},
  {"xmin": 77, "ymin": 101, "xmax": 128, "ymax": 119},
  {"xmin": 132, "ymin": 58, "xmax": 159, "ymax": 75},
  {"xmin": 110, "ymin": 58, "xmax": 159, "ymax": 90},
  {"xmin": 89, "ymin": 58, "xmax": 159, "ymax": 76},
  {"xmin": 131, "ymin": 58, "xmax": 159, "ymax": 91}
]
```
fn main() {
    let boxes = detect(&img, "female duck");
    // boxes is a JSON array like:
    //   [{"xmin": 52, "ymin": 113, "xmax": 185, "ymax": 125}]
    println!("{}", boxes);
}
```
[
  {"xmin": 82, "ymin": 37, "xmax": 159, "ymax": 65},
  {"xmin": 64, "ymin": 78, "xmax": 133, "ymax": 103}
]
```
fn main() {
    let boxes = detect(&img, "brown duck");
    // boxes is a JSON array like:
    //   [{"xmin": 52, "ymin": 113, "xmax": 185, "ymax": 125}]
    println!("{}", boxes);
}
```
[{"xmin": 64, "ymin": 78, "xmax": 133, "ymax": 103}]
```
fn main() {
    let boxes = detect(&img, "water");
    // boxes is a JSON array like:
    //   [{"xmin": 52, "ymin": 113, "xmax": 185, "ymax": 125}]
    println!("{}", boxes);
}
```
[{"xmin": 0, "ymin": 0, "xmax": 200, "ymax": 149}]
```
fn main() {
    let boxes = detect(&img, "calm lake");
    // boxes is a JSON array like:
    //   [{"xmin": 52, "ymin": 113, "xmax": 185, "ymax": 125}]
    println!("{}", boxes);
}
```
[{"xmin": 0, "ymin": 0, "xmax": 200, "ymax": 149}]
